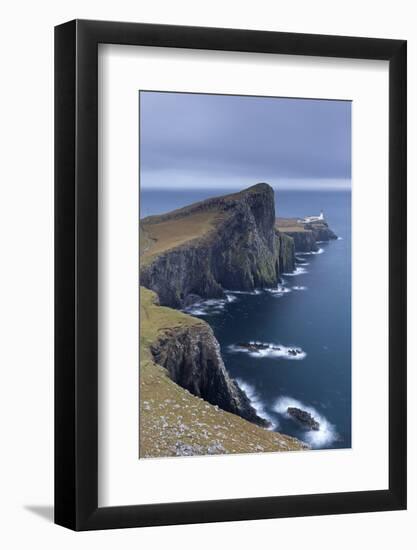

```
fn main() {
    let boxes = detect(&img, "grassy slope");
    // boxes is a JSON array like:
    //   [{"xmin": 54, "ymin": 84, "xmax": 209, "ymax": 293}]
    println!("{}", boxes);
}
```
[
  {"xmin": 140, "ymin": 207, "xmax": 225, "ymax": 267},
  {"xmin": 140, "ymin": 287, "xmax": 307, "ymax": 458},
  {"xmin": 140, "ymin": 184, "xmax": 271, "ymax": 266},
  {"xmin": 276, "ymin": 218, "xmax": 308, "ymax": 233}
]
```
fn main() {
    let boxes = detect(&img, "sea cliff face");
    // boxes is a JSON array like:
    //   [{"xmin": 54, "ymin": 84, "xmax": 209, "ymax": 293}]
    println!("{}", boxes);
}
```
[
  {"xmin": 276, "ymin": 219, "xmax": 338, "ymax": 253},
  {"xmin": 276, "ymin": 231, "xmax": 296, "ymax": 273},
  {"xmin": 140, "ymin": 183, "xmax": 288, "ymax": 308},
  {"xmin": 139, "ymin": 287, "xmax": 307, "ymax": 457},
  {"xmin": 138, "ymin": 185, "xmax": 338, "ymax": 456},
  {"xmin": 150, "ymin": 322, "xmax": 268, "ymax": 427}
]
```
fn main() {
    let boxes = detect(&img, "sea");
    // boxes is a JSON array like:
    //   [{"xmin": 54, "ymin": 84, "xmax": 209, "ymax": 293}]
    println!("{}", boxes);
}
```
[{"xmin": 140, "ymin": 188, "xmax": 351, "ymax": 450}]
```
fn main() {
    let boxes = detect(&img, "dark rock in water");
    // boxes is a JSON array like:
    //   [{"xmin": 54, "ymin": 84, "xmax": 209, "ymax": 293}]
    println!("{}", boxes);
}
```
[
  {"xmin": 287, "ymin": 407, "xmax": 320, "ymax": 430},
  {"xmin": 237, "ymin": 342, "xmax": 280, "ymax": 353},
  {"xmin": 287, "ymin": 348, "xmax": 303, "ymax": 356}
]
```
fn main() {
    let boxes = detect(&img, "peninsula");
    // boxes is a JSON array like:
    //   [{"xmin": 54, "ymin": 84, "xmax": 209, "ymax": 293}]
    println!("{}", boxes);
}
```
[{"xmin": 139, "ymin": 183, "xmax": 337, "ymax": 457}]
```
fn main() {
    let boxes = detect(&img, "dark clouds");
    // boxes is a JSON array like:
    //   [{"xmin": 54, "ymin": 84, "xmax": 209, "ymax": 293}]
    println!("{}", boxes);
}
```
[{"xmin": 140, "ymin": 91, "xmax": 351, "ymax": 189}]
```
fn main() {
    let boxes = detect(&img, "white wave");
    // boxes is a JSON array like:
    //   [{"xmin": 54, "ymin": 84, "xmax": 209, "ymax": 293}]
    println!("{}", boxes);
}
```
[
  {"xmin": 225, "ymin": 293, "xmax": 238, "ymax": 303},
  {"xmin": 282, "ymin": 266, "xmax": 308, "ymax": 276},
  {"xmin": 183, "ymin": 296, "xmax": 235, "ymax": 316},
  {"xmin": 235, "ymin": 378, "xmax": 278, "ymax": 429},
  {"xmin": 273, "ymin": 396, "xmax": 338, "ymax": 448},
  {"xmin": 226, "ymin": 289, "xmax": 262, "ymax": 295},
  {"xmin": 337, "ymin": 237, "xmax": 343, "ymax": 240},
  {"xmin": 264, "ymin": 283, "xmax": 292, "ymax": 297},
  {"xmin": 297, "ymin": 248, "xmax": 324, "ymax": 256},
  {"xmin": 228, "ymin": 341, "xmax": 306, "ymax": 360},
  {"xmin": 292, "ymin": 286, "xmax": 307, "ymax": 291}
]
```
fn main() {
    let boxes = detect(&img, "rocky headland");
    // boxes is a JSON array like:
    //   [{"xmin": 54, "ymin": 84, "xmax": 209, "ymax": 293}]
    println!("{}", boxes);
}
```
[
  {"xmin": 140, "ymin": 183, "xmax": 294, "ymax": 309},
  {"xmin": 276, "ymin": 217, "xmax": 337, "ymax": 253},
  {"xmin": 139, "ymin": 184, "xmax": 337, "ymax": 457},
  {"xmin": 140, "ymin": 287, "xmax": 307, "ymax": 457}
]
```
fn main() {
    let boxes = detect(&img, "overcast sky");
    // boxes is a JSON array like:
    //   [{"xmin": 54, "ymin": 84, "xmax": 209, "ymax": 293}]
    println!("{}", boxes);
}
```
[{"xmin": 139, "ymin": 91, "xmax": 351, "ymax": 191}]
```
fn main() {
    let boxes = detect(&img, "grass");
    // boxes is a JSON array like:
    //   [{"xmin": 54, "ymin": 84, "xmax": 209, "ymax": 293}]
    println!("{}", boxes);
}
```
[
  {"xmin": 140, "ymin": 210, "xmax": 224, "ymax": 265},
  {"xmin": 139, "ymin": 183, "xmax": 271, "ymax": 265},
  {"xmin": 139, "ymin": 287, "xmax": 308, "ymax": 458},
  {"xmin": 140, "ymin": 286, "xmax": 205, "ymax": 362},
  {"xmin": 276, "ymin": 218, "xmax": 308, "ymax": 233}
]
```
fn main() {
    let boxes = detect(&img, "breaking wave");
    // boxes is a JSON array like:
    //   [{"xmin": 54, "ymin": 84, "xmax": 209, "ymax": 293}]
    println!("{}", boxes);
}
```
[
  {"xmin": 235, "ymin": 379, "xmax": 278, "ymax": 429},
  {"xmin": 282, "ymin": 266, "xmax": 308, "ymax": 276},
  {"xmin": 183, "ymin": 294, "xmax": 236, "ymax": 316},
  {"xmin": 273, "ymin": 396, "xmax": 338, "ymax": 448},
  {"xmin": 297, "ymin": 248, "xmax": 324, "ymax": 256},
  {"xmin": 292, "ymin": 286, "xmax": 307, "ymax": 291},
  {"xmin": 228, "ymin": 341, "xmax": 306, "ymax": 360},
  {"xmin": 264, "ymin": 283, "xmax": 292, "ymax": 297},
  {"xmin": 226, "ymin": 289, "xmax": 262, "ymax": 296}
]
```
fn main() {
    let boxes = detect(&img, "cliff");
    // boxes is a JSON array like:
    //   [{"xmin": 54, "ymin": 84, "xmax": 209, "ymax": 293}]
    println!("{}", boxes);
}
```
[
  {"xmin": 140, "ymin": 183, "xmax": 289, "ymax": 308},
  {"xmin": 276, "ymin": 231, "xmax": 296, "ymax": 273},
  {"xmin": 151, "ymin": 324, "xmax": 268, "ymax": 427},
  {"xmin": 276, "ymin": 218, "xmax": 337, "ymax": 253},
  {"xmin": 140, "ymin": 287, "xmax": 307, "ymax": 457}
]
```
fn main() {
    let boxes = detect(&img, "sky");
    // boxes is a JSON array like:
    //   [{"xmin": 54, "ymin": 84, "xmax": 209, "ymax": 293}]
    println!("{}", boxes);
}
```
[{"xmin": 139, "ymin": 91, "xmax": 351, "ymax": 191}]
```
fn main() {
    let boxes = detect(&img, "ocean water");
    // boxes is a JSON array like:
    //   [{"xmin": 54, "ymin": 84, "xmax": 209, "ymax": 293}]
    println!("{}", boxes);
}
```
[{"xmin": 140, "ymin": 188, "xmax": 351, "ymax": 450}]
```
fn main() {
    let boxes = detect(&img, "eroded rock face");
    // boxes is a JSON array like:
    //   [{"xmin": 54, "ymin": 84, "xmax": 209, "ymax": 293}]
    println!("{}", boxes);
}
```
[
  {"xmin": 277, "ymin": 231, "xmax": 296, "ymax": 273},
  {"xmin": 305, "ymin": 221, "xmax": 338, "ymax": 243},
  {"xmin": 286, "ymin": 230, "xmax": 318, "ymax": 253},
  {"xmin": 140, "ymin": 183, "xmax": 289, "ymax": 308},
  {"xmin": 282, "ymin": 220, "xmax": 337, "ymax": 253},
  {"xmin": 150, "ymin": 323, "xmax": 269, "ymax": 427}
]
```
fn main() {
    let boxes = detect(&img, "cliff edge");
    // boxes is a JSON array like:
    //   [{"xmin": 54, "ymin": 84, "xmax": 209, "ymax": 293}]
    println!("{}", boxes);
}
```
[
  {"xmin": 140, "ymin": 287, "xmax": 307, "ymax": 457},
  {"xmin": 140, "ymin": 183, "xmax": 291, "ymax": 308}
]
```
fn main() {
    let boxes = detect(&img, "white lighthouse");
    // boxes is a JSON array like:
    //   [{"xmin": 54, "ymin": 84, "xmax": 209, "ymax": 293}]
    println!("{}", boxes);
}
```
[{"xmin": 301, "ymin": 210, "xmax": 325, "ymax": 224}]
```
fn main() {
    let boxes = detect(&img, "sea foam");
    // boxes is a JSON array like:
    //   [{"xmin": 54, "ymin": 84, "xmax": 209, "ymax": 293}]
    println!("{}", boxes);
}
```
[
  {"xmin": 235, "ymin": 379, "xmax": 277, "ymax": 429},
  {"xmin": 273, "ymin": 396, "xmax": 338, "ymax": 448},
  {"xmin": 297, "ymin": 247, "xmax": 324, "ymax": 256},
  {"xmin": 228, "ymin": 342, "xmax": 306, "ymax": 360},
  {"xmin": 264, "ymin": 283, "xmax": 291, "ymax": 297},
  {"xmin": 226, "ymin": 289, "xmax": 262, "ymax": 296},
  {"xmin": 183, "ymin": 295, "xmax": 236, "ymax": 316},
  {"xmin": 282, "ymin": 266, "xmax": 308, "ymax": 276}
]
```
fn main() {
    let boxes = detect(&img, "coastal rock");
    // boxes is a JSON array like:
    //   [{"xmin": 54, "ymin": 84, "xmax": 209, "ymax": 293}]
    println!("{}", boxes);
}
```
[
  {"xmin": 237, "ymin": 342, "xmax": 277, "ymax": 353},
  {"xmin": 287, "ymin": 230, "xmax": 319, "ymax": 253},
  {"xmin": 277, "ymin": 219, "xmax": 337, "ymax": 253},
  {"xmin": 236, "ymin": 342, "xmax": 303, "ymax": 357},
  {"xmin": 150, "ymin": 323, "xmax": 269, "ymax": 427},
  {"xmin": 306, "ymin": 220, "xmax": 338, "ymax": 243},
  {"xmin": 287, "ymin": 407, "xmax": 320, "ymax": 430},
  {"xmin": 277, "ymin": 231, "xmax": 296, "ymax": 273},
  {"xmin": 140, "ymin": 183, "xmax": 290, "ymax": 308}
]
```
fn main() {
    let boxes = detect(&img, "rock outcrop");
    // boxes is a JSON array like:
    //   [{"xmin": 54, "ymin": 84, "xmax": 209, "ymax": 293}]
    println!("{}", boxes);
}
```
[
  {"xmin": 150, "ymin": 322, "xmax": 269, "ymax": 427},
  {"xmin": 277, "ymin": 231, "xmax": 296, "ymax": 271},
  {"xmin": 140, "ymin": 183, "xmax": 290, "ymax": 308},
  {"xmin": 276, "ymin": 219, "xmax": 337, "ymax": 253},
  {"xmin": 287, "ymin": 230, "xmax": 318, "ymax": 253},
  {"xmin": 287, "ymin": 407, "xmax": 320, "ymax": 431}
]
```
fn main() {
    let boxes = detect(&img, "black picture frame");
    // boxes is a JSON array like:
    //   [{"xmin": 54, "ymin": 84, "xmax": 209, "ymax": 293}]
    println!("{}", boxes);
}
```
[{"xmin": 55, "ymin": 19, "xmax": 407, "ymax": 531}]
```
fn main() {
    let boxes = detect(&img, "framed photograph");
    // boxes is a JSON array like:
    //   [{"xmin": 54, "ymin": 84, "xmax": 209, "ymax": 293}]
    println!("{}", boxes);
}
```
[{"xmin": 55, "ymin": 20, "xmax": 407, "ymax": 530}]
